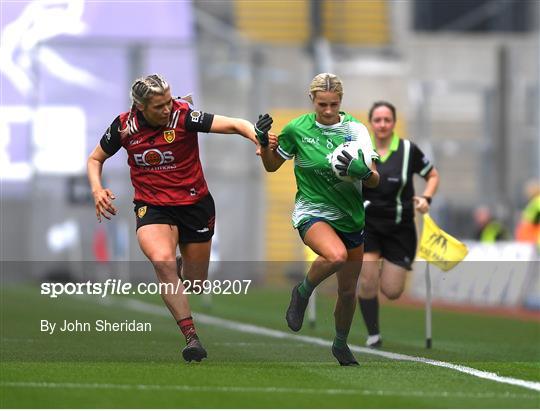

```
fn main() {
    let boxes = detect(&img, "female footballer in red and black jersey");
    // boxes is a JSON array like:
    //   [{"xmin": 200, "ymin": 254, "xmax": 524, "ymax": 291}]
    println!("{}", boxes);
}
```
[
  {"xmin": 87, "ymin": 74, "xmax": 273, "ymax": 363},
  {"xmin": 357, "ymin": 101, "xmax": 439, "ymax": 348}
]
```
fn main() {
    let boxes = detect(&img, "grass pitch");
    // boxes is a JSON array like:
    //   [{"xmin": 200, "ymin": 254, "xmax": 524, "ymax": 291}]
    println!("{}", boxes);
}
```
[{"xmin": 1, "ymin": 283, "xmax": 539, "ymax": 408}]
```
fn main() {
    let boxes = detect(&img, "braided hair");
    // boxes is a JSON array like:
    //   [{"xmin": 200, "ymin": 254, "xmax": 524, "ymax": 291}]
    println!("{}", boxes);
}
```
[{"xmin": 120, "ymin": 74, "xmax": 170, "ymax": 137}]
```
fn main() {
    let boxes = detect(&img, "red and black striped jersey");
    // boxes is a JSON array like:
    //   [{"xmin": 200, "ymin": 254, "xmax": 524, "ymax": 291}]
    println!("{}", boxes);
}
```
[{"xmin": 100, "ymin": 99, "xmax": 214, "ymax": 206}]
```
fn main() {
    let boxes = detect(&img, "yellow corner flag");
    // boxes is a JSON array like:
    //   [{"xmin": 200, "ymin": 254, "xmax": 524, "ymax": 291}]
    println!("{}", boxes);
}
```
[{"xmin": 418, "ymin": 214, "xmax": 469, "ymax": 271}]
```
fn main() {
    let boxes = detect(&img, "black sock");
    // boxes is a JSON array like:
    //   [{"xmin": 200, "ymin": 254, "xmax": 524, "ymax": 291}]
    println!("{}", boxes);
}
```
[{"xmin": 359, "ymin": 296, "xmax": 379, "ymax": 336}]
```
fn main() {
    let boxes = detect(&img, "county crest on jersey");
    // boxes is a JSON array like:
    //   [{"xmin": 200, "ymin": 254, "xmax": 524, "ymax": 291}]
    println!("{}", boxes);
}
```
[{"xmin": 276, "ymin": 112, "xmax": 378, "ymax": 232}]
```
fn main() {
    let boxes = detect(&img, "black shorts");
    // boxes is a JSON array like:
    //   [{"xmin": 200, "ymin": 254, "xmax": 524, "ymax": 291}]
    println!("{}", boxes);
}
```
[
  {"xmin": 364, "ymin": 215, "xmax": 417, "ymax": 270},
  {"xmin": 133, "ymin": 194, "xmax": 215, "ymax": 243}
]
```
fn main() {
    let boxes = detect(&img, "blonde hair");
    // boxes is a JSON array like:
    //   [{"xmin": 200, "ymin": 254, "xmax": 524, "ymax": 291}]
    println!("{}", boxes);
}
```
[
  {"xmin": 309, "ymin": 72, "xmax": 344, "ymax": 100},
  {"xmin": 120, "ymin": 74, "xmax": 170, "ymax": 137},
  {"xmin": 130, "ymin": 73, "xmax": 170, "ymax": 107}
]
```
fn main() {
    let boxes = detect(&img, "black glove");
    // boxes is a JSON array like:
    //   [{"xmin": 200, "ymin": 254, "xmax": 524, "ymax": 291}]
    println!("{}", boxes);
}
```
[
  {"xmin": 335, "ymin": 150, "xmax": 372, "ymax": 180},
  {"xmin": 255, "ymin": 113, "xmax": 273, "ymax": 147}
]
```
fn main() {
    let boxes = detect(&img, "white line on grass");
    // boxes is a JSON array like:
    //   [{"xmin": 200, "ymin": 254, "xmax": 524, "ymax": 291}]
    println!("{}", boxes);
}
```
[
  {"xmin": 211, "ymin": 342, "xmax": 310, "ymax": 347},
  {"xmin": 122, "ymin": 298, "xmax": 540, "ymax": 393},
  {"xmin": 1, "ymin": 381, "xmax": 537, "ymax": 400}
]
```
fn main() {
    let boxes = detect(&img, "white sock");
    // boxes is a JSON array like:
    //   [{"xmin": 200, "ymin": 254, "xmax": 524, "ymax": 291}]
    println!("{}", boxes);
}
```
[{"xmin": 366, "ymin": 334, "xmax": 381, "ymax": 346}]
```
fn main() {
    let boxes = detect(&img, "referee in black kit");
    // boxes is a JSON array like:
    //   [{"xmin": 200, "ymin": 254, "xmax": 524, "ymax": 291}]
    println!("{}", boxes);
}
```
[{"xmin": 357, "ymin": 101, "xmax": 440, "ymax": 348}]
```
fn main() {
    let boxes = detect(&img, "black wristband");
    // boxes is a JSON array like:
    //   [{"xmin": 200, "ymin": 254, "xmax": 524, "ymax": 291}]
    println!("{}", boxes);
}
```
[{"xmin": 422, "ymin": 195, "xmax": 432, "ymax": 205}]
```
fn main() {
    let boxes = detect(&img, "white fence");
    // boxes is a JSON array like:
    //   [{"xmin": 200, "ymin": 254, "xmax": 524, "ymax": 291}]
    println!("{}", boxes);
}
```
[{"xmin": 408, "ymin": 242, "xmax": 539, "ymax": 310}]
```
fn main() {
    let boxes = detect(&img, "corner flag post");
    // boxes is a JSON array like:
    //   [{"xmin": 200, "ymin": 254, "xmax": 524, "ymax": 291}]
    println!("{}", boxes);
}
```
[
  {"xmin": 418, "ymin": 213, "xmax": 469, "ymax": 350},
  {"xmin": 425, "ymin": 261, "xmax": 432, "ymax": 349}
]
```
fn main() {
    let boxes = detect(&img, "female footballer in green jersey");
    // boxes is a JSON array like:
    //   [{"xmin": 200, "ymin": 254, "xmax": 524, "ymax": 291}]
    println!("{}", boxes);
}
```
[{"xmin": 255, "ymin": 73, "xmax": 379, "ymax": 366}]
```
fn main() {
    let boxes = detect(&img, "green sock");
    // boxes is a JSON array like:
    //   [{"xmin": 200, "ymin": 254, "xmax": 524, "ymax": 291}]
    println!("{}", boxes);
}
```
[
  {"xmin": 297, "ymin": 276, "xmax": 314, "ymax": 299},
  {"xmin": 333, "ymin": 329, "xmax": 349, "ymax": 349}
]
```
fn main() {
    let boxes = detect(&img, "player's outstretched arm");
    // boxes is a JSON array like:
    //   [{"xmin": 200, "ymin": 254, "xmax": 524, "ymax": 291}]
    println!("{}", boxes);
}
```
[
  {"xmin": 87, "ymin": 144, "xmax": 117, "ymax": 223},
  {"xmin": 210, "ymin": 115, "xmax": 259, "ymax": 145}
]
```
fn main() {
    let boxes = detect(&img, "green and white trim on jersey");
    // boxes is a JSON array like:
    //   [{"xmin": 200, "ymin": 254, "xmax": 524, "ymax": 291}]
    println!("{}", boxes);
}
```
[
  {"xmin": 277, "ymin": 112, "xmax": 378, "ymax": 233},
  {"xmin": 370, "ymin": 131, "xmax": 401, "ymax": 163},
  {"xmin": 395, "ymin": 140, "xmax": 410, "ymax": 224},
  {"xmin": 370, "ymin": 132, "xmax": 411, "ymax": 224}
]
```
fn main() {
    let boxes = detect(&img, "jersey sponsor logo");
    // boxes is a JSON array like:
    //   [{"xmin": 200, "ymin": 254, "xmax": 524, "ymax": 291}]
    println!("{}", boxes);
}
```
[
  {"xmin": 137, "ymin": 206, "xmax": 147, "ymax": 219},
  {"xmin": 314, "ymin": 168, "xmax": 335, "ymax": 183},
  {"xmin": 163, "ymin": 130, "xmax": 175, "ymax": 143},
  {"xmin": 301, "ymin": 135, "xmax": 319, "ymax": 145},
  {"xmin": 196, "ymin": 227, "xmax": 209, "ymax": 233},
  {"xmin": 134, "ymin": 149, "xmax": 175, "ymax": 167},
  {"xmin": 190, "ymin": 110, "xmax": 203, "ymax": 123},
  {"xmin": 129, "ymin": 138, "xmax": 141, "ymax": 146}
]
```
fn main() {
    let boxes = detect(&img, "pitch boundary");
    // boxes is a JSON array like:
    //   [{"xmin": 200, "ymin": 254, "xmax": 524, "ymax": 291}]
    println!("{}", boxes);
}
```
[{"xmin": 1, "ymin": 381, "xmax": 537, "ymax": 400}]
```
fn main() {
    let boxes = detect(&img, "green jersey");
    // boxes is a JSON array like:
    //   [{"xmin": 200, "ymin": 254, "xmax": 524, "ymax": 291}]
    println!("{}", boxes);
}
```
[{"xmin": 277, "ymin": 112, "xmax": 378, "ymax": 232}]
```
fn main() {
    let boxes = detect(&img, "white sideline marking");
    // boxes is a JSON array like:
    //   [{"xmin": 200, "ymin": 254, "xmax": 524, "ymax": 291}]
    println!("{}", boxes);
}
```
[
  {"xmin": 211, "ymin": 342, "xmax": 309, "ymax": 347},
  {"xmin": 1, "ymin": 381, "xmax": 537, "ymax": 400},
  {"xmin": 123, "ymin": 298, "xmax": 540, "ymax": 393}
]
